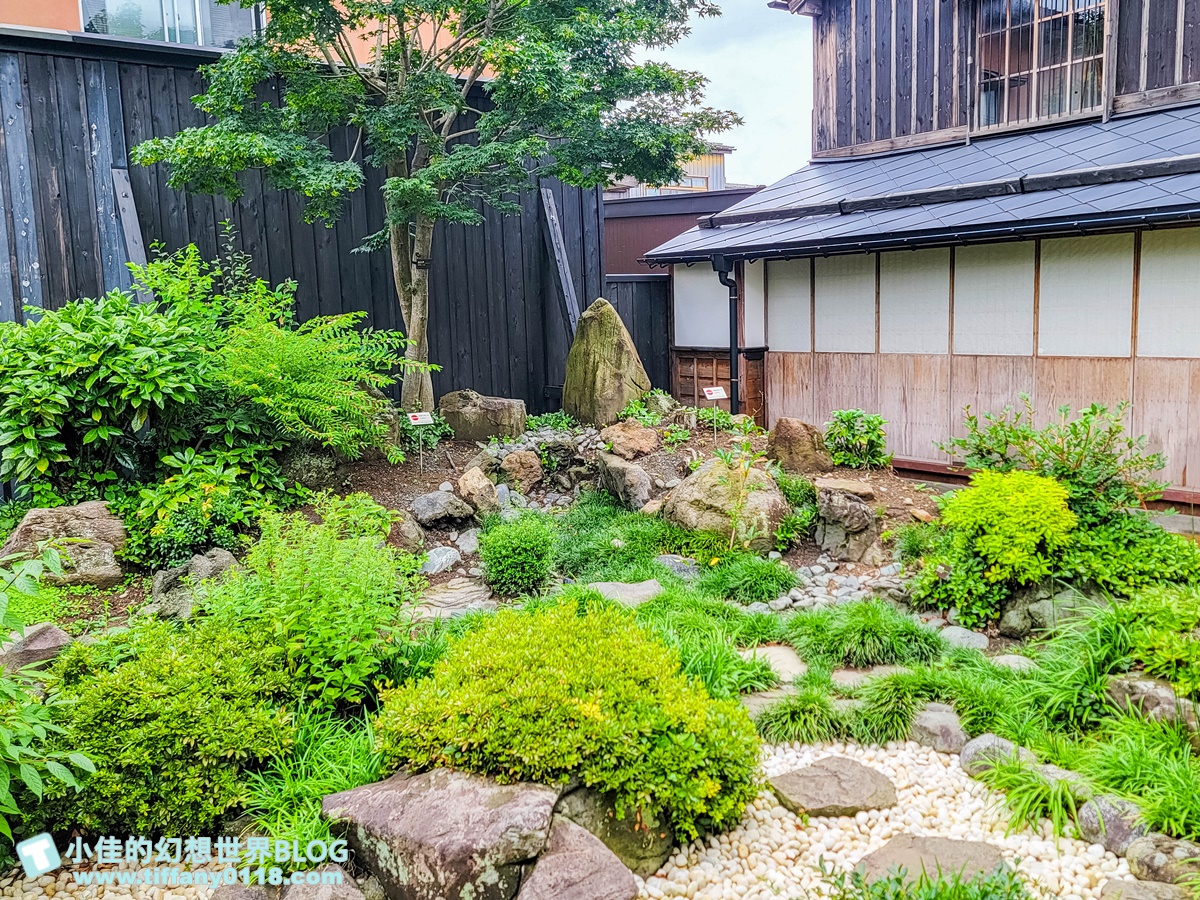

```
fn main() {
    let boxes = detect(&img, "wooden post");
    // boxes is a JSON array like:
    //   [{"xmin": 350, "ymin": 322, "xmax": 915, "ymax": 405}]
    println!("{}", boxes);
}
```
[{"xmin": 540, "ymin": 186, "xmax": 582, "ymax": 337}]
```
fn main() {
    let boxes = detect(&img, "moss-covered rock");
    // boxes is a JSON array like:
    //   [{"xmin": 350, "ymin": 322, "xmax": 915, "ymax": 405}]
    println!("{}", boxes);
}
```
[{"xmin": 562, "ymin": 299, "xmax": 650, "ymax": 426}]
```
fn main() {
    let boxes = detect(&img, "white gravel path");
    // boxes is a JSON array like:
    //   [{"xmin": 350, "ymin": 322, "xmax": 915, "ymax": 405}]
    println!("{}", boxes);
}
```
[{"xmin": 637, "ymin": 741, "xmax": 1136, "ymax": 900}]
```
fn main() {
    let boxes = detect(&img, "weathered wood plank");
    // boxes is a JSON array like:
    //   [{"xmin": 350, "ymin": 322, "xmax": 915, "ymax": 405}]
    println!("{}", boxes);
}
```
[
  {"xmin": 21, "ymin": 51, "xmax": 69, "ymax": 312},
  {"xmin": 0, "ymin": 52, "xmax": 43, "ymax": 312},
  {"xmin": 540, "ymin": 185, "xmax": 582, "ymax": 336},
  {"xmin": 84, "ymin": 60, "xmax": 128, "ymax": 293},
  {"xmin": 112, "ymin": 168, "xmax": 147, "ymax": 268}
]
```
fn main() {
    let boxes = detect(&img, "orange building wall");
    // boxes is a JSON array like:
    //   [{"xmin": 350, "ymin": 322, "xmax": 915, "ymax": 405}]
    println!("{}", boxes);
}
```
[{"xmin": 0, "ymin": 0, "xmax": 81, "ymax": 30}]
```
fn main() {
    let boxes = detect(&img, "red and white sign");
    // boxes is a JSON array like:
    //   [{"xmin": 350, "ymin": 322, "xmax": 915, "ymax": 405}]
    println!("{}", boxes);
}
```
[
  {"xmin": 702, "ymin": 386, "xmax": 728, "ymax": 400},
  {"xmin": 407, "ymin": 412, "xmax": 435, "ymax": 425}
]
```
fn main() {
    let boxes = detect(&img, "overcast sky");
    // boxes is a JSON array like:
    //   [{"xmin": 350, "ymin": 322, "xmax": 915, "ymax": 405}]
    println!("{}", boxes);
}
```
[{"xmin": 648, "ymin": 1, "xmax": 815, "ymax": 187}]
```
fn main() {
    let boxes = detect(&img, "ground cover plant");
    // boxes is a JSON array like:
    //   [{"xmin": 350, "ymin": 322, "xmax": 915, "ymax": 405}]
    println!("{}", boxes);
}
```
[
  {"xmin": 786, "ymin": 599, "xmax": 947, "ymax": 669},
  {"xmin": 828, "ymin": 867, "xmax": 1031, "ymax": 900},
  {"xmin": 373, "ymin": 600, "xmax": 761, "ymax": 842}
]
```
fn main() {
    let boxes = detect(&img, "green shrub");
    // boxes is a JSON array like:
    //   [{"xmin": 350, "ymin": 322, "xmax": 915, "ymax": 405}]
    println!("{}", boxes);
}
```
[
  {"xmin": 940, "ymin": 396, "xmax": 1167, "ymax": 526},
  {"xmin": 1110, "ymin": 587, "xmax": 1200, "ymax": 700},
  {"xmin": 824, "ymin": 410, "xmax": 892, "ymax": 469},
  {"xmin": 526, "ymin": 411, "xmax": 579, "ymax": 431},
  {"xmin": 35, "ymin": 619, "xmax": 294, "ymax": 836},
  {"xmin": 894, "ymin": 522, "xmax": 940, "ymax": 563},
  {"xmin": 1057, "ymin": 513, "xmax": 1200, "ymax": 594},
  {"xmin": 827, "ymin": 865, "xmax": 1030, "ymax": 900},
  {"xmin": 774, "ymin": 507, "xmax": 817, "ymax": 551},
  {"xmin": 202, "ymin": 497, "xmax": 424, "ymax": 708},
  {"xmin": 697, "ymin": 553, "xmax": 796, "ymax": 605},
  {"xmin": 243, "ymin": 709, "xmax": 382, "ymax": 845},
  {"xmin": 479, "ymin": 513, "xmax": 556, "ymax": 596},
  {"xmin": 912, "ymin": 471, "xmax": 1076, "ymax": 626},
  {"xmin": 772, "ymin": 468, "xmax": 817, "ymax": 508},
  {"xmin": 786, "ymin": 600, "xmax": 946, "ymax": 669},
  {"xmin": 374, "ymin": 602, "xmax": 761, "ymax": 841}
]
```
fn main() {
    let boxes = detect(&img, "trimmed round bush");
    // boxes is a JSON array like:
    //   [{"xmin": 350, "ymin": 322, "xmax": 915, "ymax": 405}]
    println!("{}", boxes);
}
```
[
  {"xmin": 373, "ymin": 602, "xmax": 761, "ymax": 841},
  {"xmin": 479, "ymin": 513, "xmax": 555, "ymax": 595}
]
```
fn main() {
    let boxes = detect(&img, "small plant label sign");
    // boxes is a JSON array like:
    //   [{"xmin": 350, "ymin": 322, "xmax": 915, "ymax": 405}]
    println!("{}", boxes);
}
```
[
  {"xmin": 407, "ymin": 412, "xmax": 435, "ymax": 425},
  {"xmin": 703, "ymin": 386, "xmax": 728, "ymax": 400}
]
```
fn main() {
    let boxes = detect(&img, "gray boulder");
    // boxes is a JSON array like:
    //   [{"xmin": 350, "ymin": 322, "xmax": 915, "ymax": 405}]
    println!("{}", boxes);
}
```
[
  {"xmin": 1101, "ymin": 881, "xmax": 1194, "ymax": 900},
  {"xmin": 322, "ymin": 769, "xmax": 559, "ymax": 900},
  {"xmin": 595, "ymin": 452, "xmax": 652, "ymax": 511},
  {"xmin": 516, "ymin": 816, "xmax": 637, "ymax": 900},
  {"xmin": 998, "ymin": 602, "xmax": 1033, "ymax": 639},
  {"xmin": 654, "ymin": 554, "xmax": 701, "ymax": 582},
  {"xmin": 190, "ymin": 547, "xmax": 237, "ymax": 581},
  {"xmin": 420, "ymin": 546, "xmax": 462, "ymax": 575},
  {"xmin": 458, "ymin": 467, "xmax": 500, "ymax": 519},
  {"xmin": 770, "ymin": 756, "xmax": 897, "ymax": 818},
  {"xmin": 142, "ymin": 548, "xmax": 240, "ymax": 622},
  {"xmin": 411, "ymin": 492, "xmax": 475, "ymax": 527},
  {"xmin": 1079, "ymin": 795, "xmax": 1149, "ymax": 855},
  {"xmin": 1125, "ymin": 834, "xmax": 1200, "ymax": 885},
  {"xmin": 959, "ymin": 734, "xmax": 1037, "ymax": 777},
  {"xmin": 856, "ymin": 835, "xmax": 1007, "ymax": 884},
  {"xmin": 586, "ymin": 579, "xmax": 663, "ymax": 608},
  {"xmin": 389, "ymin": 511, "xmax": 426, "ymax": 554},
  {"xmin": 0, "ymin": 500, "xmax": 127, "ymax": 589},
  {"xmin": 555, "ymin": 786, "xmax": 672, "ymax": 879},
  {"xmin": 439, "ymin": 390, "xmax": 527, "ymax": 442},
  {"xmin": 0, "ymin": 623, "xmax": 71, "ymax": 673},
  {"xmin": 1028, "ymin": 589, "xmax": 1091, "ymax": 631},
  {"xmin": 909, "ymin": 703, "xmax": 969, "ymax": 754},
  {"xmin": 456, "ymin": 528, "xmax": 480, "ymax": 556},
  {"xmin": 991, "ymin": 654, "xmax": 1038, "ymax": 673},
  {"xmin": 664, "ymin": 458, "xmax": 790, "ymax": 553},
  {"xmin": 1108, "ymin": 675, "xmax": 1200, "ymax": 732},
  {"xmin": 814, "ymin": 489, "xmax": 881, "ymax": 563},
  {"xmin": 941, "ymin": 626, "xmax": 990, "ymax": 651}
]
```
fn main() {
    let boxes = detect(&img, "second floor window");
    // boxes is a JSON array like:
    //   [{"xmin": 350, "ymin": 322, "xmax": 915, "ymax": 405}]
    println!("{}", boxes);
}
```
[
  {"xmin": 976, "ymin": 0, "xmax": 1105, "ymax": 128},
  {"xmin": 81, "ymin": 0, "xmax": 261, "ymax": 48}
]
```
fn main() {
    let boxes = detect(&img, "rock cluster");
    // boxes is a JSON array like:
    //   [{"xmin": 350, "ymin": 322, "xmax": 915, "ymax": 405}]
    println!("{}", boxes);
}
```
[
  {"xmin": 142, "ymin": 548, "xmax": 238, "ymax": 622},
  {"xmin": 764, "ymin": 559, "xmax": 906, "ymax": 613}
]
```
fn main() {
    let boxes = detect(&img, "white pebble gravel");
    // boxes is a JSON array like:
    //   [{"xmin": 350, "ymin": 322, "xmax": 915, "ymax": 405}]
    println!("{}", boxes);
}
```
[{"xmin": 636, "ymin": 741, "xmax": 1133, "ymax": 900}]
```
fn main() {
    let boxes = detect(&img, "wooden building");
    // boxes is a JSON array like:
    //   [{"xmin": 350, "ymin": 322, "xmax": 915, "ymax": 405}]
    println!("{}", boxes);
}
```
[{"xmin": 646, "ymin": 0, "xmax": 1200, "ymax": 502}]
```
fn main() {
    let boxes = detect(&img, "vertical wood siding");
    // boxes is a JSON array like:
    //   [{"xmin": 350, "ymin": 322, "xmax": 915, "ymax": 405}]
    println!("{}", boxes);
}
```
[{"xmin": 0, "ymin": 39, "xmax": 606, "ymax": 415}]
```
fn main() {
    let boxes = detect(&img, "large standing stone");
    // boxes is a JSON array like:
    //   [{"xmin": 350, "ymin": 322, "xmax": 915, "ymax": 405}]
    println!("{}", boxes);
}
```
[
  {"xmin": 663, "ymin": 458, "xmax": 790, "ymax": 553},
  {"xmin": 596, "ymin": 452, "xmax": 652, "ymax": 511},
  {"xmin": 322, "ymin": 769, "xmax": 559, "ymax": 900},
  {"xmin": 1, "ymin": 500, "xmax": 128, "ymax": 589},
  {"xmin": 770, "ymin": 756, "xmax": 897, "ymax": 818},
  {"xmin": 814, "ymin": 489, "xmax": 882, "ymax": 563},
  {"xmin": 410, "ymin": 492, "xmax": 475, "ymax": 527},
  {"xmin": 458, "ymin": 468, "xmax": 499, "ymax": 518},
  {"xmin": 909, "ymin": 703, "xmax": 969, "ymax": 754},
  {"xmin": 141, "ymin": 548, "xmax": 240, "ymax": 622},
  {"xmin": 1079, "ymin": 795, "xmax": 1149, "ymax": 855},
  {"xmin": 413, "ymin": 578, "xmax": 498, "ymax": 622},
  {"xmin": 1028, "ymin": 589, "xmax": 1090, "ymax": 630},
  {"xmin": 554, "ymin": 787, "xmax": 672, "ymax": 879},
  {"xmin": 500, "ymin": 451, "xmax": 543, "ymax": 493},
  {"xmin": 516, "ymin": 817, "xmax": 637, "ymax": 900},
  {"xmin": 599, "ymin": 421, "xmax": 660, "ymax": 460},
  {"xmin": 438, "ymin": 390, "xmax": 527, "ymax": 442},
  {"xmin": 959, "ymin": 734, "xmax": 1037, "ymax": 777},
  {"xmin": 561, "ymin": 298, "xmax": 651, "ymax": 426},
  {"xmin": 1125, "ymin": 834, "xmax": 1200, "ymax": 885},
  {"xmin": 767, "ymin": 419, "xmax": 832, "ymax": 474},
  {"xmin": 0, "ymin": 623, "xmax": 71, "ymax": 673},
  {"xmin": 856, "ymin": 835, "xmax": 1007, "ymax": 883}
]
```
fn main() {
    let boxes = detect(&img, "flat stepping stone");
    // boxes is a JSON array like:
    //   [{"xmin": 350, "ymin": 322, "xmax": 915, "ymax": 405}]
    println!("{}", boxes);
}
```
[
  {"xmin": 991, "ymin": 654, "xmax": 1037, "ymax": 672},
  {"xmin": 770, "ymin": 756, "xmax": 897, "ymax": 818},
  {"xmin": 586, "ymin": 579, "xmax": 663, "ymax": 608},
  {"xmin": 739, "ymin": 644, "xmax": 808, "ymax": 681},
  {"xmin": 741, "ymin": 686, "xmax": 797, "ymax": 717},
  {"xmin": 831, "ymin": 665, "xmax": 907, "ymax": 688},
  {"xmin": 857, "ymin": 834, "xmax": 1007, "ymax": 883},
  {"xmin": 815, "ymin": 477, "xmax": 875, "ymax": 499},
  {"xmin": 413, "ymin": 578, "xmax": 497, "ymax": 621},
  {"xmin": 1102, "ymin": 881, "xmax": 1194, "ymax": 900}
]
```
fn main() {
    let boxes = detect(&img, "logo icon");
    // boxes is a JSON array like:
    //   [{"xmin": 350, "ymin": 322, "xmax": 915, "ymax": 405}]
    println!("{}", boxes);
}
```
[{"xmin": 17, "ymin": 833, "xmax": 61, "ymax": 878}]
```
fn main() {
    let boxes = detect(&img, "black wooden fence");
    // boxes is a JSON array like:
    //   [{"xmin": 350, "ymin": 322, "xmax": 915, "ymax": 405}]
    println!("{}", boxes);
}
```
[
  {"xmin": 0, "ymin": 30, "xmax": 613, "ymax": 412},
  {"xmin": 604, "ymin": 274, "xmax": 671, "ymax": 393}
]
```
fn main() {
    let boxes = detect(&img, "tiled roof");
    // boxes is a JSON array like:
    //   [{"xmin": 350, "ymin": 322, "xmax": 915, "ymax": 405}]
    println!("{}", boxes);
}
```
[{"xmin": 644, "ymin": 106, "xmax": 1200, "ymax": 263}]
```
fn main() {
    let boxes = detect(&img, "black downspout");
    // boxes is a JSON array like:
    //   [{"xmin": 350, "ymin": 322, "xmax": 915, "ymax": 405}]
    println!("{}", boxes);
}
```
[{"xmin": 711, "ymin": 254, "xmax": 739, "ymax": 416}]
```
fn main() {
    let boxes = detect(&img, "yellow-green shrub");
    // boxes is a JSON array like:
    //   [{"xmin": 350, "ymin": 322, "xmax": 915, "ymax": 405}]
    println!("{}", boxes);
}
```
[{"xmin": 373, "ymin": 602, "xmax": 760, "ymax": 841}]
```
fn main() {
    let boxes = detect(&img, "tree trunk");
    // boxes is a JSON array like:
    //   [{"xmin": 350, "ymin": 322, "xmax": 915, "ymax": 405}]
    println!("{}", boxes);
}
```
[{"xmin": 386, "ymin": 162, "xmax": 435, "ymax": 411}]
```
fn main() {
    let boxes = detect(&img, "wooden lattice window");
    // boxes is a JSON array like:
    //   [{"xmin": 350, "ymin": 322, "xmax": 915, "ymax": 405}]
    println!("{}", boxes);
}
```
[{"xmin": 976, "ymin": 0, "xmax": 1106, "ymax": 128}]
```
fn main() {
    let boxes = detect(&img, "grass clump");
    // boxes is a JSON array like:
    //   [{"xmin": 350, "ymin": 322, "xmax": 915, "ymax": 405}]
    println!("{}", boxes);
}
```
[
  {"xmin": 374, "ymin": 601, "xmax": 761, "ymax": 842},
  {"xmin": 697, "ymin": 553, "xmax": 796, "ymax": 606},
  {"xmin": 755, "ymin": 683, "xmax": 848, "ymax": 744},
  {"xmin": 975, "ymin": 756, "xmax": 1080, "ymax": 836},
  {"xmin": 479, "ymin": 513, "xmax": 556, "ymax": 596},
  {"xmin": 786, "ymin": 599, "xmax": 946, "ymax": 669},
  {"xmin": 827, "ymin": 866, "xmax": 1031, "ymax": 900},
  {"xmin": 243, "ymin": 709, "xmax": 382, "ymax": 845}
]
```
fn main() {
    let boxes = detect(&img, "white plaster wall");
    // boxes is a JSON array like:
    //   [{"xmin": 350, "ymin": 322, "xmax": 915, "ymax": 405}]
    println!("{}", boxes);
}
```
[
  {"xmin": 1138, "ymin": 228, "xmax": 1200, "ymax": 359},
  {"xmin": 766, "ymin": 258, "xmax": 812, "ymax": 352},
  {"xmin": 953, "ymin": 242, "xmax": 1036, "ymax": 356},
  {"xmin": 878, "ymin": 249, "xmax": 950, "ymax": 353},
  {"xmin": 814, "ymin": 254, "xmax": 876, "ymax": 352},
  {"xmin": 744, "ymin": 259, "xmax": 766, "ymax": 347},
  {"xmin": 673, "ymin": 264, "xmax": 730, "ymax": 348},
  {"xmin": 1038, "ymin": 234, "xmax": 1135, "ymax": 357}
]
